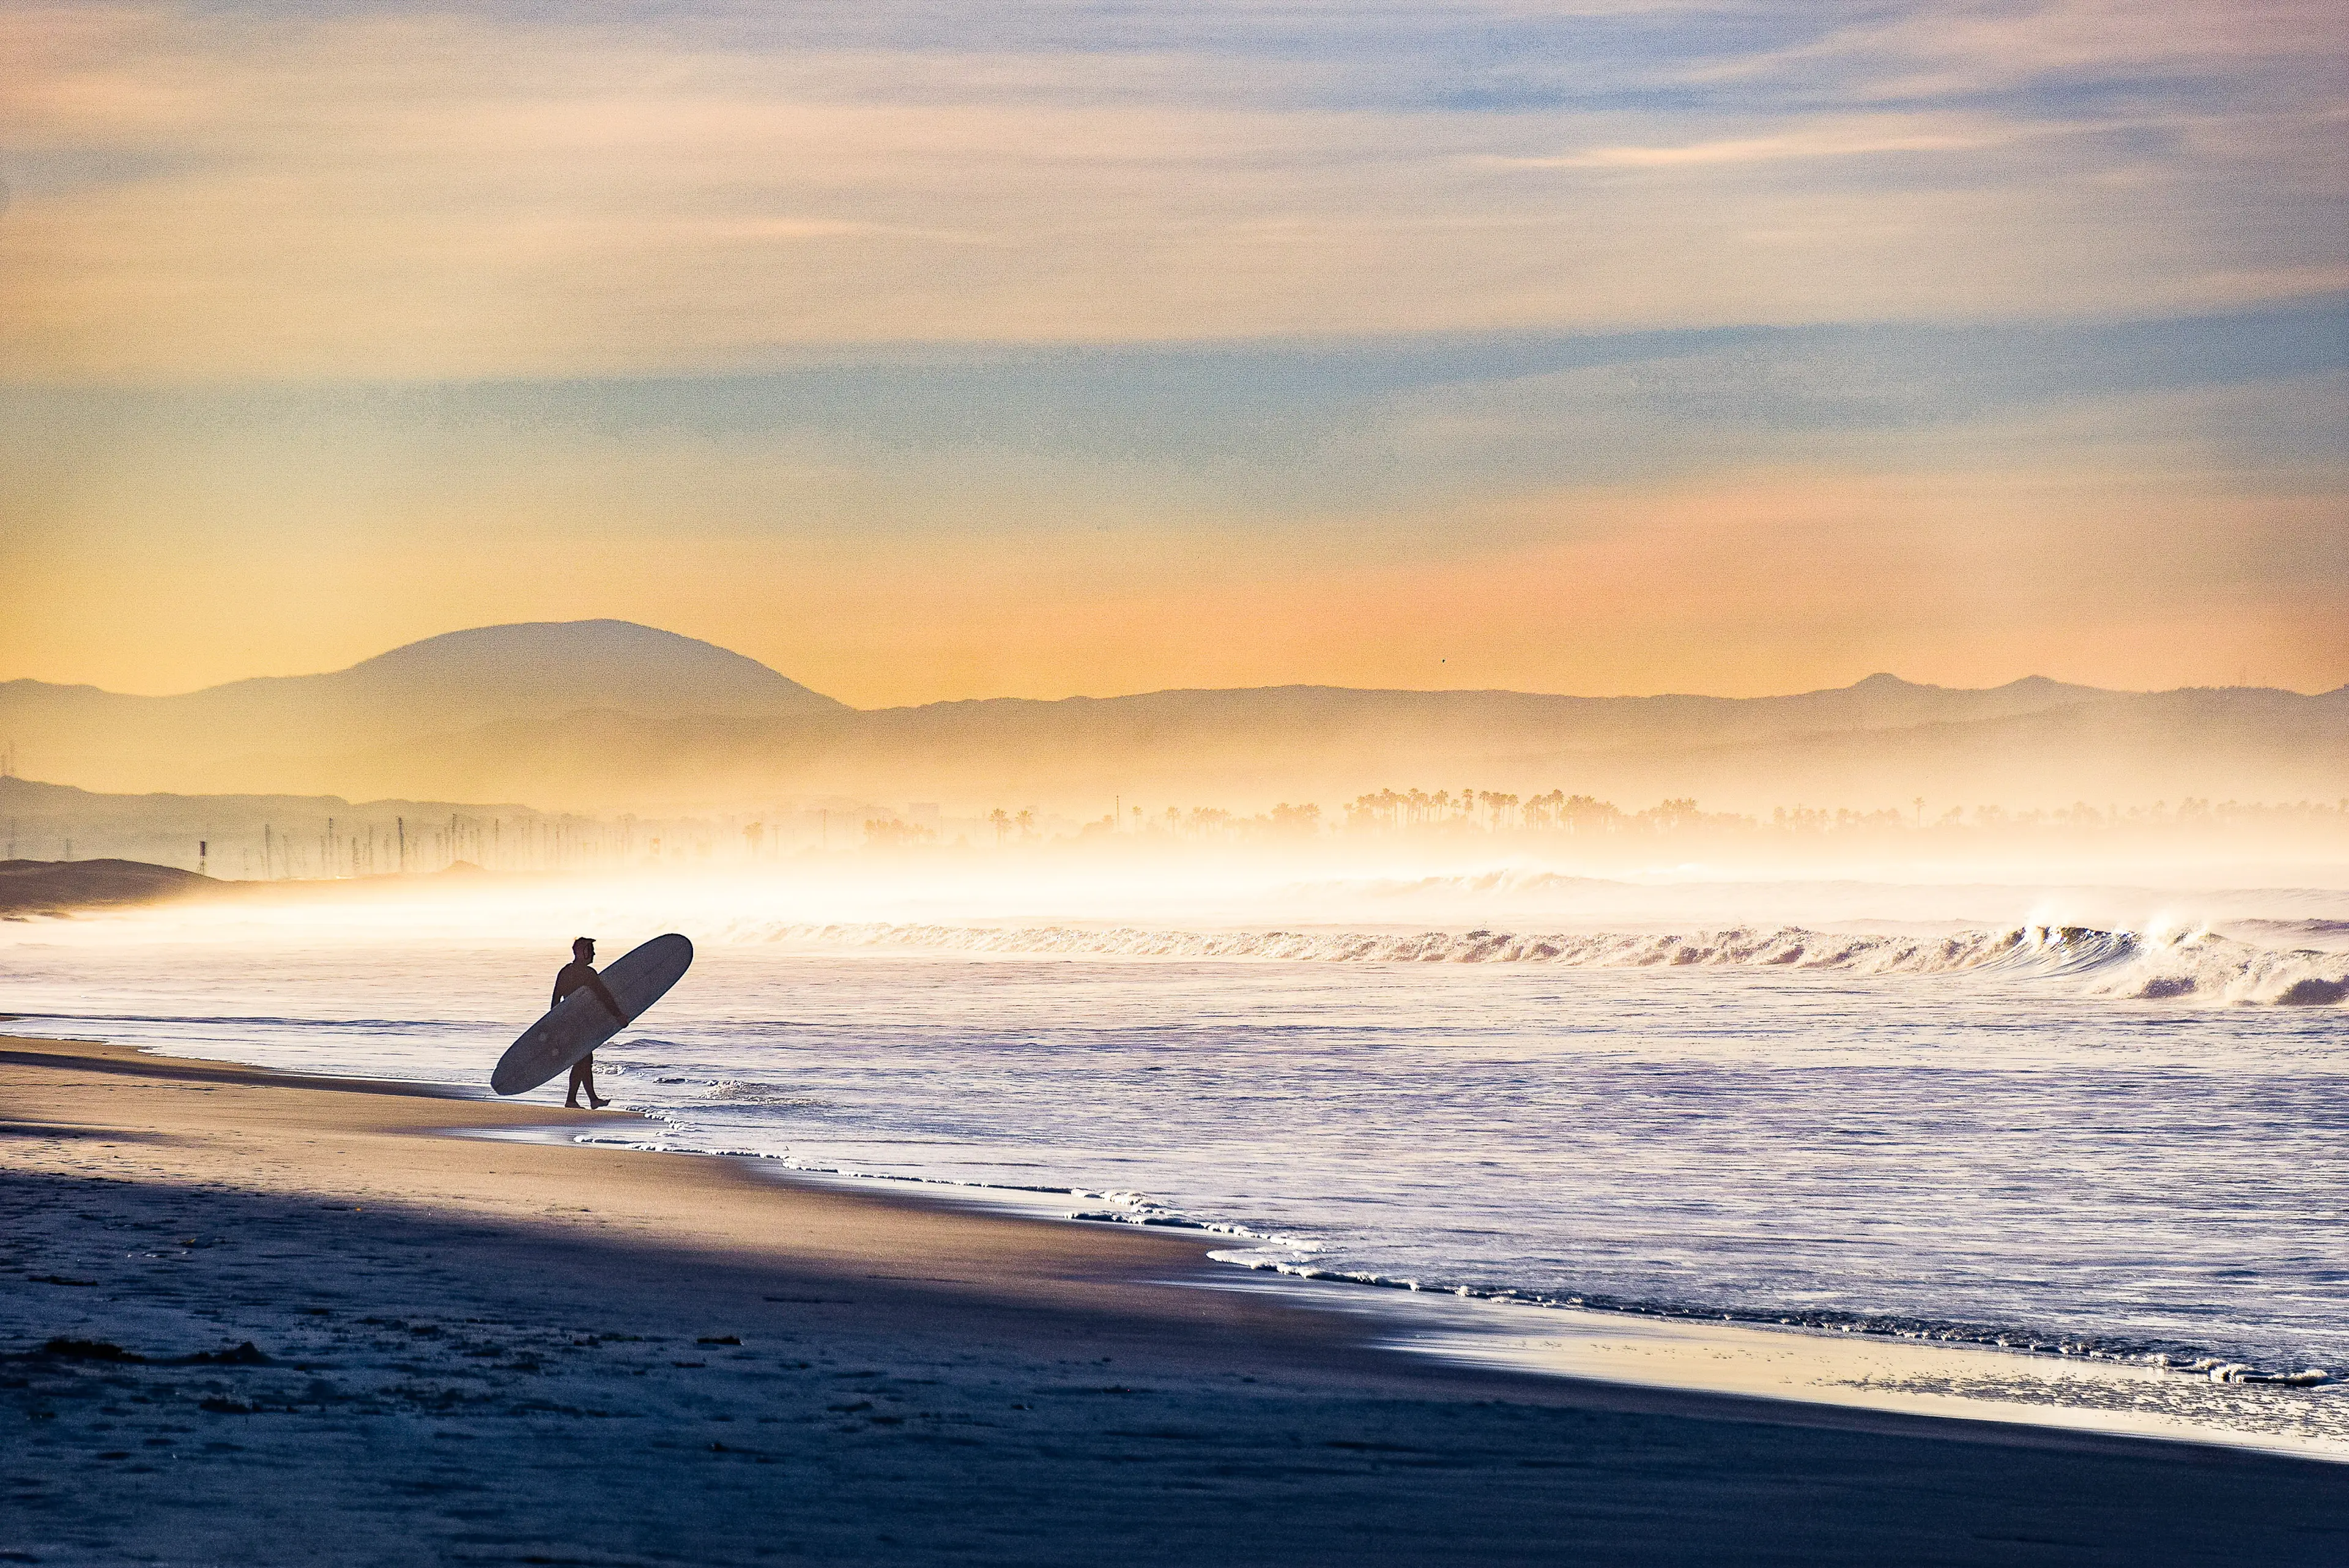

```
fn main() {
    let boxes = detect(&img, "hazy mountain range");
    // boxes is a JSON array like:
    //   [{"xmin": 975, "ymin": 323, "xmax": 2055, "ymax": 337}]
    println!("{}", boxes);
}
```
[{"xmin": 2, "ymin": 621, "xmax": 2340, "ymax": 816}]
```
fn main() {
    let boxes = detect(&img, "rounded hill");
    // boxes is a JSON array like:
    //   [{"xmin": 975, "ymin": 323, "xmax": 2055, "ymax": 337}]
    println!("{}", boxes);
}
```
[{"xmin": 339, "ymin": 621, "xmax": 846, "ymax": 717}]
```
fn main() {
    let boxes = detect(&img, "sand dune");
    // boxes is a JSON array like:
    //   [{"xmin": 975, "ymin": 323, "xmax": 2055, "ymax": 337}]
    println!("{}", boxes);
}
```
[{"xmin": 0, "ymin": 858, "xmax": 213, "ymax": 918}]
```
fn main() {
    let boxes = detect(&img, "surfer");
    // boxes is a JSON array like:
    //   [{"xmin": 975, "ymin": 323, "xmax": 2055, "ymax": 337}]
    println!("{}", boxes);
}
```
[{"xmin": 554, "ymin": 937, "xmax": 628, "ymax": 1109}]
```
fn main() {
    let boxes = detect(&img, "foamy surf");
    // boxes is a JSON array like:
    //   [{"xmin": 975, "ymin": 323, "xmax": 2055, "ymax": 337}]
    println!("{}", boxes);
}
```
[{"xmin": 736, "ymin": 920, "xmax": 2347, "ymax": 1005}]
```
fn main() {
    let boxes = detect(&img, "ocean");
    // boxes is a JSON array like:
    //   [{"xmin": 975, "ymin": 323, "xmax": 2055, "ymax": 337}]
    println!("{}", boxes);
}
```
[{"xmin": 7, "ymin": 868, "xmax": 2345, "ymax": 1448}]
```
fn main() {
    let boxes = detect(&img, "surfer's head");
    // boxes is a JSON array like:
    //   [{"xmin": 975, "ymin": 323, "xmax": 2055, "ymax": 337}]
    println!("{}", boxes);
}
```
[{"xmin": 573, "ymin": 936, "xmax": 595, "ymax": 959}]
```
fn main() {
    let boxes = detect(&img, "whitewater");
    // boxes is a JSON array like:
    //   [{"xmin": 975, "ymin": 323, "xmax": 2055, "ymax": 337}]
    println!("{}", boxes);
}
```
[
  {"xmin": 4, "ymin": 873, "xmax": 2344, "ymax": 1447},
  {"xmin": 745, "ymin": 918, "xmax": 2349, "ymax": 1005}
]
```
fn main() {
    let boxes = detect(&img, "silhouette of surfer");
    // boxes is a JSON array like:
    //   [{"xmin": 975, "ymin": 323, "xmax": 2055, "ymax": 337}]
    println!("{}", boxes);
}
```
[{"xmin": 554, "ymin": 937, "xmax": 627, "ymax": 1109}]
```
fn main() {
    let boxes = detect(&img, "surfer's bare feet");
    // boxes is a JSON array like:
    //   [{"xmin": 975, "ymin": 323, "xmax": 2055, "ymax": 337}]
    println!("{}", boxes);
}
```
[{"xmin": 588, "ymin": 1094, "xmax": 609, "ymax": 1109}]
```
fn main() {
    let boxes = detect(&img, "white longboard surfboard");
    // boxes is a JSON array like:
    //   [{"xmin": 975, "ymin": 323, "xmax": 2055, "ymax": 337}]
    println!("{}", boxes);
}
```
[{"xmin": 492, "ymin": 933, "xmax": 692, "ymax": 1096}]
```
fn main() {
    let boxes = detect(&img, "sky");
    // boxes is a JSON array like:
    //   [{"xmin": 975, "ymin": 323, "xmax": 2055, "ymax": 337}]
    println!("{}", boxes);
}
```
[{"xmin": 2, "ymin": 0, "xmax": 2344, "ymax": 705}]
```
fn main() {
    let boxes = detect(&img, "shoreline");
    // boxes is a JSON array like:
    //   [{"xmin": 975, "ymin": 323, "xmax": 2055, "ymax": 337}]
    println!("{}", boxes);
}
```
[
  {"xmin": 15, "ymin": 1025, "xmax": 2349, "ymax": 1462},
  {"xmin": 557, "ymin": 1117, "xmax": 2349, "ymax": 1463},
  {"xmin": 5, "ymin": 1031, "xmax": 2346, "ymax": 1563}
]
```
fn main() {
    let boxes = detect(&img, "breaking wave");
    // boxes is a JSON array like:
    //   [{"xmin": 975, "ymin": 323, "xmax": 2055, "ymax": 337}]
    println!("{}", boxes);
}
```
[{"xmin": 731, "ymin": 920, "xmax": 2347, "ymax": 1005}]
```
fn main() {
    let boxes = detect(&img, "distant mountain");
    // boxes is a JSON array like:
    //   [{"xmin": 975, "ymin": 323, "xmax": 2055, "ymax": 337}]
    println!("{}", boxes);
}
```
[
  {"xmin": 0, "ymin": 621, "xmax": 844, "ymax": 793},
  {"xmin": 319, "ymin": 621, "xmax": 840, "ymax": 719},
  {"xmin": 1, "ymin": 624, "xmax": 2339, "ymax": 814}
]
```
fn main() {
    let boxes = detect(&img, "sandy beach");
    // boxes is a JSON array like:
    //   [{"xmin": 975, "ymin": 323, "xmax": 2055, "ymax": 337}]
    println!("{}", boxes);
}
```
[{"xmin": 3, "ymin": 1031, "xmax": 2343, "ymax": 1567}]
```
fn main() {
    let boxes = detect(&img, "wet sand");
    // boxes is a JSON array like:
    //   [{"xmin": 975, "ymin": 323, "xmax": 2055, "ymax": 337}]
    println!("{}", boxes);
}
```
[
  {"xmin": 1298, "ymin": 1277, "xmax": 2349, "ymax": 1461},
  {"xmin": 2, "ymin": 1033, "xmax": 2343, "ymax": 1566}
]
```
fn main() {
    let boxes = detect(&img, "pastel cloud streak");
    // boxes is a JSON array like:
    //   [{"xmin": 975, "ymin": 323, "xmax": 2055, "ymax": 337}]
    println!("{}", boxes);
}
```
[{"xmin": 5, "ymin": 0, "xmax": 2343, "ymax": 376}]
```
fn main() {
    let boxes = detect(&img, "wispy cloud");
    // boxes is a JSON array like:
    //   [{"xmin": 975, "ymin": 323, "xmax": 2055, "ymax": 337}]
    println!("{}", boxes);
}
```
[
  {"xmin": 1685, "ymin": 0, "xmax": 2344, "ymax": 103},
  {"xmin": 1488, "ymin": 115, "xmax": 2014, "ymax": 168},
  {"xmin": 0, "ymin": 2, "xmax": 2341, "ymax": 379}
]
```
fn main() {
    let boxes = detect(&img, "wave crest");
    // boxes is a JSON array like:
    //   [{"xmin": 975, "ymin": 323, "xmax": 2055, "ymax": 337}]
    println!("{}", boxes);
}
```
[{"xmin": 724, "ymin": 921, "xmax": 2345, "ymax": 1005}]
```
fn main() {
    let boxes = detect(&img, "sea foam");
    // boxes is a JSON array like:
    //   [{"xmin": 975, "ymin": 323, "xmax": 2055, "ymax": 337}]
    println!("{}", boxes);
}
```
[{"xmin": 729, "ymin": 920, "xmax": 2345, "ymax": 1005}]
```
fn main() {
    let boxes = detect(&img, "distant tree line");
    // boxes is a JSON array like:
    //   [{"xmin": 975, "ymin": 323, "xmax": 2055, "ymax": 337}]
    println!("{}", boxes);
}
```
[{"xmin": 952, "ymin": 790, "xmax": 2349, "ymax": 846}]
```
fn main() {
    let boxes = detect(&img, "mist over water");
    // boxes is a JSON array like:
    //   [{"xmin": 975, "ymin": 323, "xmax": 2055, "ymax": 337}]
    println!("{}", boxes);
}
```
[{"xmin": 6, "ymin": 863, "xmax": 2344, "ymax": 1425}]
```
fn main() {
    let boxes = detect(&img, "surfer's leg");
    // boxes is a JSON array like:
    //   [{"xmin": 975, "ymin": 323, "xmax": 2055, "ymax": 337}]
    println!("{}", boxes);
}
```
[
  {"xmin": 579, "ymin": 1052, "xmax": 609, "ymax": 1109},
  {"xmin": 564, "ymin": 1059, "xmax": 587, "ymax": 1108}
]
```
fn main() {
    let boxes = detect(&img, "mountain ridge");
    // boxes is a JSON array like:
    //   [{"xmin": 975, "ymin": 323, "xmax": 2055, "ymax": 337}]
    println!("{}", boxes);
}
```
[
  {"xmin": 1, "ymin": 641, "xmax": 2122, "ymax": 715},
  {"xmin": 0, "ymin": 622, "xmax": 2334, "ymax": 813}
]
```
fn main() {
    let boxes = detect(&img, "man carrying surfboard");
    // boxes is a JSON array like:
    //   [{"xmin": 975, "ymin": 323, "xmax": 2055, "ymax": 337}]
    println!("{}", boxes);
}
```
[
  {"xmin": 553, "ymin": 937, "xmax": 628, "ymax": 1109},
  {"xmin": 493, "ymin": 932, "xmax": 691, "ymax": 1099}
]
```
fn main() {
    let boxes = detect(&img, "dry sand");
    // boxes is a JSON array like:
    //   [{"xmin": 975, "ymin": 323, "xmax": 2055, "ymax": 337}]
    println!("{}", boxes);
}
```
[{"xmin": 2, "ymin": 1033, "xmax": 2343, "ymax": 1566}]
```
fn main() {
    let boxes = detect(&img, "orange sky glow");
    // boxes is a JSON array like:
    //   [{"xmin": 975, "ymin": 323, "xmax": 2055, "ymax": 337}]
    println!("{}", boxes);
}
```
[{"xmin": 1, "ymin": 1, "xmax": 2342, "ymax": 702}]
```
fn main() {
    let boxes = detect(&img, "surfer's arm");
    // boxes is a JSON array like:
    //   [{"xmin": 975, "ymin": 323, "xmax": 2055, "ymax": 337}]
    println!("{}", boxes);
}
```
[{"xmin": 585, "ymin": 974, "xmax": 628, "ymax": 1024}]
